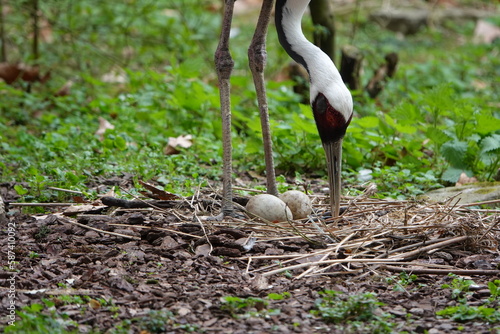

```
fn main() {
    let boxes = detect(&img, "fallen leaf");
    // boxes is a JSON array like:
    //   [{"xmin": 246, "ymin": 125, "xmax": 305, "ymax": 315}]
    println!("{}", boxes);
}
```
[
  {"xmin": 177, "ymin": 307, "xmax": 191, "ymax": 316},
  {"xmin": 0, "ymin": 63, "xmax": 50, "ymax": 85},
  {"xmin": 101, "ymin": 68, "xmax": 127, "ymax": 83},
  {"xmin": 88, "ymin": 299, "xmax": 101, "ymax": 310},
  {"xmin": 234, "ymin": 0, "xmax": 262, "ymax": 15},
  {"xmin": 471, "ymin": 79, "xmax": 488, "ymax": 90},
  {"xmin": 195, "ymin": 244, "xmax": 212, "ymax": 257},
  {"xmin": 250, "ymin": 274, "xmax": 270, "ymax": 290},
  {"xmin": 163, "ymin": 134, "xmax": 193, "ymax": 155},
  {"xmin": 95, "ymin": 117, "xmax": 115, "ymax": 141},
  {"xmin": 54, "ymin": 80, "xmax": 73, "ymax": 97},
  {"xmin": 455, "ymin": 172, "xmax": 478, "ymax": 186},
  {"xmin": 138, "ymin": 180, "xmax": 179, "ymax": 200},
  {"xmin": 72, "ymin": 196, "xmax": 87, "ymax": 204},
  {"xmin": 100, "ymin": 187, "xmax": 117, "ymax": 199},
  {"xmin": 0, "ymin": 63, "xmax": 21, "ymax": 84},
  {"xmin": 63, "ymin": 204, "xmax": 106, "ymax": 216},
  {"xmin": 473, "ymin": 20, "xmax": 500, "ymax": 44},
  {"xmin": 247, "ymin": 171, "xmax": 265, "ymax": 180},
  {"xmin": 40, "ymin": 16, "xmax": 54, "ymax": 43}
]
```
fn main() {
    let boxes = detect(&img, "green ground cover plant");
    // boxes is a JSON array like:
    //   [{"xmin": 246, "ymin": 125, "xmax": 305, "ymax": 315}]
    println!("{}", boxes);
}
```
[
  {"xmin": 4, "ymin": 302, "xmax": 78, "ymax": 334},
  {"xmin": 7, "ymin": 301, "xmax": 201, "ymax": 334},
  {"xmin": 437, "ymin": 275, "xmax": 500, "ymax": 324},
  {"xmin": 311, "ymin": 290, "xmax": 394, "ymax": 333},
  {"xmin": 220, "ymin": 293, "xmax": 287, "ymax": 319},
  {"xmin": 0, "ymin": 1, "xmax": 498, "ymax": 202}
]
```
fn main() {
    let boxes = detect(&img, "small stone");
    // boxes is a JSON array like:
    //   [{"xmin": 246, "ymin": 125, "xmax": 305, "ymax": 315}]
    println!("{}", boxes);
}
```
[
  {"xmin": 409, "ymin": 307, "xmax": 425, "ymax": 316},
  {"xmin": 433, "ymin": 251, "xmax": 453, "ymax": 262},
  {"xmin": 177, "ymin": 307, "xmax": 190, "ymax": 316},
  {"xmin": 438, "ymin": 323, "xmax": 454, "ymax": 331},
  {"xmin": 159, "ymin": 236, "xmax": 179, "ymax": 250},
  {"xmin": 127, "ymin": 213, "xmax": 144, "ymax": 224},
  {"xmin": 388, "ymin": 305, "xmax": 408, "ymax": 317}
]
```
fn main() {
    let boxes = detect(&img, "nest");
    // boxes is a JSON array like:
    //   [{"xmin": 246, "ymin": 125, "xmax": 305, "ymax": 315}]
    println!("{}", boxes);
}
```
[
  {"xmin": 14, "ymin": 186, "xmax": 500, "ymax": 279},
  {"xmin": 196, "ymin": 192, "xmax": 500, "ymax": 279}
]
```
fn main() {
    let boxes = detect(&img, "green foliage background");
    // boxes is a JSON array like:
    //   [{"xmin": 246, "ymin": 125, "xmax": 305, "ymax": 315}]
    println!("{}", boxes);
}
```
[{"xmin": 0, "ymin": 0, "xmax": 499, "ymax": 202}]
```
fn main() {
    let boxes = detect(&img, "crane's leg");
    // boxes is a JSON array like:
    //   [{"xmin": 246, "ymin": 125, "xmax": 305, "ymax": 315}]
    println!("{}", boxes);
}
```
[
  {"xmin": 248, "ymin": 0, "xmax": 278, "ymax": 197},
  {"xmin": 215, "ymin": 0, "xmax": 236, "ymax": 217}
]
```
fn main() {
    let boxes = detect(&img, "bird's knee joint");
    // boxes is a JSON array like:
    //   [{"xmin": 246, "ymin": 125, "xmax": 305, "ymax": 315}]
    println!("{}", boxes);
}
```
[
  {"xmin": 248, "ymin": 46, "xmax": 267, "ymax": 73},
  {"xmin": 215, "ymin": 50, "xmax": 234, "ymax": 78}
]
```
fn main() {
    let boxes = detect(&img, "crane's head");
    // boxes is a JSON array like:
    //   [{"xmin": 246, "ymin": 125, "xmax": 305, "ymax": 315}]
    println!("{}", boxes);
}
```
[
  {"xmin": 311, "ymin": 82, "xmax": 353, "ymax": 218},
  {"xmin": 274, "ymin": 0, "xmax": 353, "ymax": 218}
]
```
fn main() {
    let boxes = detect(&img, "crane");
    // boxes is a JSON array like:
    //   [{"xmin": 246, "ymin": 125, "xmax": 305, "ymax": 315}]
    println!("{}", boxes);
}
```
[{"xmin": 214, "ymin": 0, "xmax": 353, "ymax": 219}]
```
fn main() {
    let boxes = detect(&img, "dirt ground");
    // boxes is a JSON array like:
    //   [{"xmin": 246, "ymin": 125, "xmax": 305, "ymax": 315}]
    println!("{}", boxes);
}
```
[{"xmin": 1, "ymin": 179, "xmax": 499, "ymax": 334}]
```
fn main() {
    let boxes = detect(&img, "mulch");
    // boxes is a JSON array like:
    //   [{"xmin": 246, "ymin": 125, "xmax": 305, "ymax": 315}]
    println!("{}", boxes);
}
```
[{"xmin": 0, "ymin": 180, "xmax": 499, "ymax": 333}]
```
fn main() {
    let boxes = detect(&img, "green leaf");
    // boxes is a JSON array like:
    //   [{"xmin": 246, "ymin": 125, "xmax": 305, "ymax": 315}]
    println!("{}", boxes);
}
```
[
  {"xmin": 476, "ymin": 113, "xmax": 500, "ymax": 135},
  {"xmin": 466, "ymin": 133, "xmax": 481, "ymax": 143},
  {"xmin": 394, "ymin": 122, "xmax": 417, "ymax": 135},
  {"xmin": 440, "ymin": 140, "xmax": 468, "ymax": 167},
  {"xmin": 355, "ymin": 116, "xmax": 379, "ymax": 128},
  {"xmin": 267, "ymin": 293, "xmax": 285, "ymax": 300},
  {"xmin": 480, "ymin": 134, "xmax": 500, "ymax": 153},
  {"xmin": 424, "ymin": 84, "xmax": 455, "ymax": 115},
  {"xmin": 426, "ymin": 127, "xmax": 450, "ymax": 145},
  {"xmin": 27, "ymin": 303, "xmax": 44, "ymax": 313},
  {"xmin": 292, "ymin": 113, "xmax": 317, "ymax": 134},
  {"xmin": 114, "ymin": 136, "xmax": 127, "ymax": 150},
  {"xmin": 391, "ymin": 101, "xmax": 420, "ymax": 124},
  {"xmin": 441, "ymin": 167, "xmax": 470, "ymax": 183},
  {"xmin": 488, "ymin": 281, "xmax": 499, "ymax": 297},
  {"xmin": 14, "ymin": 184, "xmax": 29, "ymax": 195},
  {"xmin": 385, "ymin": 113, "xmax": 414, "ymax": 135}
]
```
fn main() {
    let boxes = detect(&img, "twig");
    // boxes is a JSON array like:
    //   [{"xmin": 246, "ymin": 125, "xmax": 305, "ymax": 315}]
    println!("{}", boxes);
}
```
[
  {"xmin": 388, "ymin": 236, "xmax": 468, "ymax": 260},
  {"xmin": 478, "ymin": 216, "xmax": 500, "ymax": 242},
  {"xmin": 375, "ymin": 236, "xmax": 457, "ymax": 259},
  {"xmin": 108, "ymin": 223, "xmax": 202, "ymax": 239},
  {"xmin": 47, "ymin": 187, "xmax": 84, "ymax": 195},
  {"xmin": 60, "ymin": 217, "xmax": 141, "ymax": 240},
  {"xmin": 458, "ymin": 199, "xmax": 500, "ymax": 207},
  {"xmin": 9, "ymin": 202, "xmax": 74, "ymax": 207},
  {"xmin": 194, "ymin": 213, "xmax": 213, "ymax": 255},
  {"xmin": 0, "ymin": 287, "xmax": 100, "ymax": 296},
  {"xmin": 381, "ymin": 265, "xmax": 500, "ymax": 276},
  {"xmin": 192, "ymin": 183, "xmax": 214, "ymax": 254},
  {"xmin": 0, "ymin": 194, "xmax": 6, "ymax": 224},
  {"xmin": 233, "ymin": 186, "xmax": 266, "ymax": 193},
  {"xmin": 260, "ymin": 258, "xmax": 405, "ymax": 277},
  {"xmin": 295, "ymin": 251, "xmax": 332, "ymax": 280}
]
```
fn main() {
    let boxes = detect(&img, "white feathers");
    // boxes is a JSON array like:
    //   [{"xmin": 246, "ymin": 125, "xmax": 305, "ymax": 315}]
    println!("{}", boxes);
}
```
[{"xmin": 280, "ymin": 0, "xmax": 353, "ymax": 119}]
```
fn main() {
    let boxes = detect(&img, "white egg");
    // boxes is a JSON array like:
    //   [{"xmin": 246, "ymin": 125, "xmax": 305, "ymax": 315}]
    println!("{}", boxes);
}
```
[
  {"xmin": 279, "ymin": 190, "xmax": 312, "ymax": 219},
  {"xmin": 246, "ymin": 194, "xmax": 293, "ymax": 222}
]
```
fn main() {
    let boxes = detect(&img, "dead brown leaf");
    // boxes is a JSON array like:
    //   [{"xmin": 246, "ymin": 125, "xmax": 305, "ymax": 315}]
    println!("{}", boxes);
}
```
[
  {"xmin": 54, "ymin": 80, "xmax": 73, "ymax": 97},
  {"xmin": 88, "ymin": 299, "xmax": 101, "ymax": 310},
  {"xmin": 95, "ymin": 117, "xmax": 115, "ymax": 141},
  {"xmin": 163, "ymin": 134, "xmax": 193, "ymax": 155},
  {"xmin": 101, "ymin": 68, "xmax": 127, "ymax": 84},
  {"xmin": 455, "ymin": 172, "xmax": 478, "ymax": 186},
  {"xmin": 138, "ymin": 180, "xmax": 179, "ymax": 200},
  {"xmin": 0, "ymin": 63, "xmax": 50, "ymax": 85},
  {"xmin": 473, "ymin": 20, "xmax": 500, "ymax": 44}
]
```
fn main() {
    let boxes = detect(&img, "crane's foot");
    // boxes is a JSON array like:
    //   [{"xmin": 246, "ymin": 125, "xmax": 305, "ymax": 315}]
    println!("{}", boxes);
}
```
[
  {"xmin": 321, "ymin": 206, "xmax": 347, "ymax": 220},
  {"xmin": 205, "ymin": 212, "xmax": 225, "ymax": 222},
  {"xmin": 205, "ymin": 210, "xmax": 245, "ymax": 221}
]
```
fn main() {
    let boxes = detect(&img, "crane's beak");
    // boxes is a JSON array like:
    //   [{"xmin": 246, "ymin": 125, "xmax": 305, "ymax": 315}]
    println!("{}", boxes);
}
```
[{"xmin": 323, "ymin": 139, "xmax": 343, "ymax": 218}]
